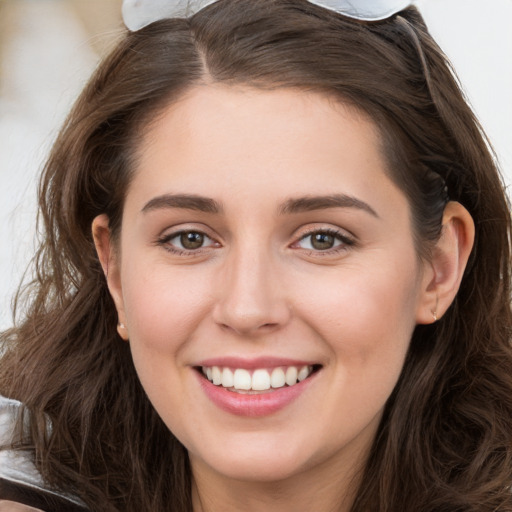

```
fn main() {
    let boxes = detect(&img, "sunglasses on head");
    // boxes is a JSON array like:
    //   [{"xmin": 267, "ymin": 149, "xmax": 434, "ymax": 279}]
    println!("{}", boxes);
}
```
[{"xmin": 123, "ymin": 0, "xmax": 414, "ymax": 31}]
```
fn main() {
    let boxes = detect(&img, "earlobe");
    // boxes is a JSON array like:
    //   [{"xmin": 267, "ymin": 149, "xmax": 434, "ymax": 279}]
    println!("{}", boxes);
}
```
[
  {"xmin": 92, "ymin": 214, "xmax": 129, "ymax": 341},
  {"xmin": 416, "ymin": 201, "xmax": 475, "ymax": 325}
]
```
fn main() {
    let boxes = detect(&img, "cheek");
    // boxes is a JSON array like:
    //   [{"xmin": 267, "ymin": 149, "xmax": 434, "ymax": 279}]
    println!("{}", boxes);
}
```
[
  {"xmin": 121, "ymin": 262, "xmax": 213, "ymax": 353},
  {"xmin": 290, "ymin": 259, "xmax": 420, "ymax": 440},
  {"xmin": 294, "ymin": 253, "xmax": 420, "ymax": 372},
  {"xmin": 119, "ymin": 264, "xmax": 215, "ymax": 436}
]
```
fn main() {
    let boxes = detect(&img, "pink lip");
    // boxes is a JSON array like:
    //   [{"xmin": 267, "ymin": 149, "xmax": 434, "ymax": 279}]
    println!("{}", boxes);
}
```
[
  {"xmin": 196, "ymin": 356, "xmax": 314, "ymax": 369},
  {"xmin": 194, "ymin": 368, "xmax": 318, "ymax": 417}
]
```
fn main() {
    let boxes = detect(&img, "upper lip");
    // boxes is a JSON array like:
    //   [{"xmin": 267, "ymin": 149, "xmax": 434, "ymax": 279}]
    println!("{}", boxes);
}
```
[{"xmin": 195, "ymin": 356, "xmax": 320, "ymax": 369}]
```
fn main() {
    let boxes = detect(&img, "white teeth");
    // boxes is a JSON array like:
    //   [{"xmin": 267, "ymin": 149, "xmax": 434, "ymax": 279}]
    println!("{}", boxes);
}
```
[
  {"xmin": 297, "ymin": 366, "xmax": 310, "ymax": 382},
  {"xmin": 212, "ymin": 366, "xmax": 222, "ymax": 385},
  {"xmin": 221, "ymin": 368, "xmax": 234, "ymax": 388},
  {"xmin": 233, "ymin": 369, "xmax": 252, "ymax": 390},
  {"xmin": 202, "ymin": 365, "xmax": 316, "ymax": 391},
  {"xmin": 270, "ymin": 368, "xmax": 286, "ymax": 388},
  {"xmin": 252, "ymin": 369, "xmax": 271, "ymax": 391},
  {"xmin": 285, "ymin": 366, "xmax": 298, "ymax": 386}
]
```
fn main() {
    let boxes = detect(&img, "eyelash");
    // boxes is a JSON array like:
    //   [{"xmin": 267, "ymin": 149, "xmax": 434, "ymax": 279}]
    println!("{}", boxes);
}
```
[
  {"xmin": 156, "ymin": 230, "xmax": 218, "ymax": 256},
  {"xmin": 293, "ymin": 228, "xmax": 356, "ymax": 255},
  {"xmin": 156, "ymin": 227, "xmax": 356, "ymax": 256}
]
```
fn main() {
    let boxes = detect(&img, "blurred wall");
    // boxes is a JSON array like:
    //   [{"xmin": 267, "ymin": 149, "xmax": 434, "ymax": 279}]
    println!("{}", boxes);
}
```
[
  {"xmin": 0, "ymin": 0, "xmax": 122, "ymax": 329},
  {"xmin": 0, "ymin": 0, "xmax": 511, "ymax": 330}
]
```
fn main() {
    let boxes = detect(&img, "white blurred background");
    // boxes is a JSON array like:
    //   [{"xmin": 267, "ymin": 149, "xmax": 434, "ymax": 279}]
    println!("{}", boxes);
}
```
[{"xmin": 0, "ymin": 0, "xmax": 511, "ymax": 330}]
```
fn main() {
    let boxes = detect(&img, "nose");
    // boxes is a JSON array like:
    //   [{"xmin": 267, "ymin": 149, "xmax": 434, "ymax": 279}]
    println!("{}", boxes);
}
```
[{"xmin": 212, "ymin": 247, "xmax": 291, "ymax": 337}]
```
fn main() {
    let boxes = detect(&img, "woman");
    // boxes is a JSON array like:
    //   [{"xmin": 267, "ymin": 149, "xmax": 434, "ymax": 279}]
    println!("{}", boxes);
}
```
[{"xmin": 1, "ymin": 0, "xmax": 511, "ymax": 510}]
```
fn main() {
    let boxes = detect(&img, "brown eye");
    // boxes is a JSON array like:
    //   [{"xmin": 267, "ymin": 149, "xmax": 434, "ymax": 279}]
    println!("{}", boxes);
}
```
[
  {"xmin": 180, "ymin": 231, "xmax": 205, "ymax": 249},
  {"xmin": 310, "ymin": 232, "xmax": 336, "ymax": 250},
  {"xmin": 158, "ymin": 230, "xmax": 217, "ymax": 254},
  {"xmin": 294, "ymin": 229, "xmax": 354, "ymax": 253}
]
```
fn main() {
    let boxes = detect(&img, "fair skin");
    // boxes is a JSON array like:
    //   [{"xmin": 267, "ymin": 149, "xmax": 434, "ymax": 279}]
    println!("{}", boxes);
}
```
[
  {"xmin": 93, "ymin": 85, "xmax": 474, "ymax": 512},
  {"xmin": 0, "ymin": 502, "xmax": 43, "ymax": 512}
]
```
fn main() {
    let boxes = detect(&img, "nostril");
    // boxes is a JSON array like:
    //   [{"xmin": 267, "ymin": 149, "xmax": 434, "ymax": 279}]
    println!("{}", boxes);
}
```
[{"xmin": 217, "ymin": 320, "xmax": 280, "ymax": 335}]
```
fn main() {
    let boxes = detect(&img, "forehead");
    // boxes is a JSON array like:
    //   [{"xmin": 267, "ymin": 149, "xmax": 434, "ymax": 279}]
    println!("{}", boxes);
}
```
[
  {"xmin": 140, "ymin": 84, "xmax": 381, "ymax": 158},
  {"xmin": 127, "ymin": 84, "xmax": 405, "ymax": 216}
]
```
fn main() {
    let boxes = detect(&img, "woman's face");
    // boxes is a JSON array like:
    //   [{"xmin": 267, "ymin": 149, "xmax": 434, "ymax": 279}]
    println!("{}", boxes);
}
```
[{"xmin": 104, "ymin": 85, "xmax": 433, "ymax": 484}]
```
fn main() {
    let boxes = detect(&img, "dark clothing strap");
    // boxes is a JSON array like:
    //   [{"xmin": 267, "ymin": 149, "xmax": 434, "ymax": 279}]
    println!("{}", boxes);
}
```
[{"xmin": 0, "ymin": 478, "xmax": 88, "ymax": 512}]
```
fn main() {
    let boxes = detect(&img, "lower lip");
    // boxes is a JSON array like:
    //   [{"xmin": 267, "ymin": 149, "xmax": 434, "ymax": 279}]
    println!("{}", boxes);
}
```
[{"xmin": 196, "ymin": 371, "xmax": 317, "ymax": 417}]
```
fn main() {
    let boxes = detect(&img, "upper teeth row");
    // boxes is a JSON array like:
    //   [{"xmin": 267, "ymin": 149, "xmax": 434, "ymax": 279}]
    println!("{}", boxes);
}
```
[{"xmin": 202, "ymin": 366, "xmax": 313, "ymax": 391}]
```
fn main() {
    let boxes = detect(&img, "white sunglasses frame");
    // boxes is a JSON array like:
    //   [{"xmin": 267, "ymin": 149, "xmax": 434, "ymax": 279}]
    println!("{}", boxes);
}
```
[{"xmin": 122, "ymin": 0, "xmax": 414, "ymax": 31}]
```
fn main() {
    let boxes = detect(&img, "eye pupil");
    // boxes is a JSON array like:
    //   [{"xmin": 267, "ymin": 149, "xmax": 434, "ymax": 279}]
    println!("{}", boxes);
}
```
[
  {"xmin": 180, "ymin": 232, "xmax": 204, "ymax": 249},
  {"xmin": 311, "ymin": 233, "xmax": 335, "ymax": 250}
]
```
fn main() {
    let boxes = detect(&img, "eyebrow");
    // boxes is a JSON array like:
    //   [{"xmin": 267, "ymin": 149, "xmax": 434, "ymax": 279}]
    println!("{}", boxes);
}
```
[
  {"xmin": 141, "ymin": 192, "xmax": 378, "ymax": 218},
  {"xmin": 141, "ymin": 194, "xmax": 223, "ymax": 214},
  {"xmin": 279, "ymin": 194, "xmax": 379, "ymax": 218}
]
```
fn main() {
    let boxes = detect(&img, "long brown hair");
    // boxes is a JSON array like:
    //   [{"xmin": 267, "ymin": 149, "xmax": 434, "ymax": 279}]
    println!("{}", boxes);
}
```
[{"xmin": 1, "ymin": 1, "xmax": 511, "ymax": 510}]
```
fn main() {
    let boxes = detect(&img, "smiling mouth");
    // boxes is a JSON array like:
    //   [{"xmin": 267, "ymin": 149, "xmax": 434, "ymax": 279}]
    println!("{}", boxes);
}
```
[{"xmin": 197, "ymin": 365, "xmax": 322, "ymax": 393}]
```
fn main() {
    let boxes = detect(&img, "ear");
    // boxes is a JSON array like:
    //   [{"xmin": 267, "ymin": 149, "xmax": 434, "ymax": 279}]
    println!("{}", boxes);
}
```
[
  {"xmin": 416, "ymin": 201, "xmax": 475, "ymax": 324},
  {"xmin": 92, "ymin": 214, "xmax": 129, "ymax": 341}
]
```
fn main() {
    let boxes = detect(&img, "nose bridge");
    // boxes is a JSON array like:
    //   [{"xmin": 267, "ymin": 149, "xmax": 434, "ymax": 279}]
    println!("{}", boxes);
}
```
[{"xmin": 213, "ymin": 238, "xmax": 289, "ymax": 335}]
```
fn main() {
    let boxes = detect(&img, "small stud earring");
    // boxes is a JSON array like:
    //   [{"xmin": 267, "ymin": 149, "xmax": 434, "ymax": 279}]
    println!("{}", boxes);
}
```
[
  {"xmin": 431, "ymin": 296, "xmax": 439, "ymax": 322},
  {"xmin": 117, "ymin": 322, "xmax": 129, "ymax": 341}
]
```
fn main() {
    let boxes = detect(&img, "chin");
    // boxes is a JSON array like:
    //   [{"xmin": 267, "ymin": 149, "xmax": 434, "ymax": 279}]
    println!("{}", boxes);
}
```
[
  {"xmin": 209, "ymin": 456, "xmax": 307, "ymax": 483},
  {"xmin": 190, "ymin": 436, "xmax": 315, "ymax": 483}
]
